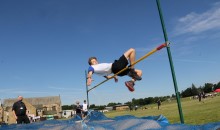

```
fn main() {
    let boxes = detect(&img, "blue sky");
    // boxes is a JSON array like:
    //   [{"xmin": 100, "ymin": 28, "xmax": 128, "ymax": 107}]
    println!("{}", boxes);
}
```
[{"xmin": 0, "ymin": 0, "xmax": 220, "ymax": 105}]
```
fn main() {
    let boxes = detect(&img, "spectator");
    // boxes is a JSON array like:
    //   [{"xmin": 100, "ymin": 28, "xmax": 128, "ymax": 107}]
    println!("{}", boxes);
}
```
[
  {"xmin": 135, "ymin": 105, "xmax": 138, "ymax": 111},
  {"xmin": 129, "ymin": 104, "xmax": 133, "ymax": 111},
  {"xmin": 75, "ymin": 101, "xmax": 82, "ymax": 119},
  {"xmin": 12, "ymin": 96, "xmax": 30, "ymax": 124},
  {"xmin": 157, "ymin": 99, "xmax": 161, "ymax": 110},
  {"xmin": 198, "ymin": 93, "xmax": 202, "ymax": 102},
  {"xmin": 82, "ymin": 100, "xmax": 88, "ymax": 118}
]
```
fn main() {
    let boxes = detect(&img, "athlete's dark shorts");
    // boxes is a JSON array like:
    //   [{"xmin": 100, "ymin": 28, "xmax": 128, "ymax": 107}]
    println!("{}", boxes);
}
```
[{"xmin": 112, "ymin": 55, "xmax": 130, "ymax": 76}]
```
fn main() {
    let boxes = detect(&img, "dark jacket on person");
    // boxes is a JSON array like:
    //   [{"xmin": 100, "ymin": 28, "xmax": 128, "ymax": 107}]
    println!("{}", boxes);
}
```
[{"xmin": 12, "ymin": 100, "xmax": 27, "ymax": 116}]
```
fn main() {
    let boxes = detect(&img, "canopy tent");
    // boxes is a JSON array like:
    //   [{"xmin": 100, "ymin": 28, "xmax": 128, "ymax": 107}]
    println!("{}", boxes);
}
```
[{"xmin": 214, "ymin": 88, "xmax": 220, "ymax": 92}]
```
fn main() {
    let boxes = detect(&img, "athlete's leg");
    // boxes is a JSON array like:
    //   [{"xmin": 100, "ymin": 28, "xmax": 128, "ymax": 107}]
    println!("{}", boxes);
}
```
[
  {"xmin": 135, "ymin": 69, "xmax": 142, "ymax": 78},
  {"xmin": 123, "ymin": 48, "xmax": 135, "ymax": 68},
  {"xmin": 123, "ymin": 48, "xmax": 142, "ymax": 81}
]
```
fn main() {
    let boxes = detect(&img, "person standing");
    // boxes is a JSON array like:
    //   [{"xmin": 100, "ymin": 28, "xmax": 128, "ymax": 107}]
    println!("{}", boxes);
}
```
[
  {"xmin": 198, "ymin": 93, "xmax": 202, "ymax": 102},
  {"xmin": 157, "ymin": 99, "xmax": 161, "ymax": 110},
  {"xmin": 12, "ymin": 96, "xmax": 30, "ymax": 124},
  {"xmin": 75, "ymin": 101, "xmax": 82, "ymax": 119},
  {"xmin": 82, "ymin": 100, "xmax": 88, "ymax": 118}
]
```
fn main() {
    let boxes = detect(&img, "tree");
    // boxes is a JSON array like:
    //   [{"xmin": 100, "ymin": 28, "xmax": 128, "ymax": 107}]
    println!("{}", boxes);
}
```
[
  {"xmin": 191, "ymin": 84, "xmax": 198, "ymax": 96},
  {"xmin": 144, "ymin": 97, "xmax": 154, "ymax": 105},
  {"xmin": 203, "ymin": 83, "xmax": 213, "ymax": 93},
  {"xmin": 107, "ymin": 102, "xmax": 117, "ymax": 107},
  {"xmin": 139, "ymin": 98, "xmax": 145, "ymax": 106},
  {"xmin": 181, "ymin": 84, "xmax": 199, "ymax": 97},
  {"xmin": 90, "ymin": 104, "xmax": 96, "ymax": 109},
  {"xmin": 214, "ymin": 82, "xmax": 220, "ymax": 90},
  {"xmin": 97, "ymin": 105, "xmax": 106, "ymax": 110},
  {"xmin": 62, "ymin": 105, "xmax": 74, "ymax": 110},
  {"xmin": 181, "ymin": 88, "xmax": 192, "ymax": 97},
  {"xmin": 132, "ymin": 98, "xmax": 139, "ymax": 106},
  {"xmin": 124, "ymin": 101, "xmax": 132, "ymax": 105}
]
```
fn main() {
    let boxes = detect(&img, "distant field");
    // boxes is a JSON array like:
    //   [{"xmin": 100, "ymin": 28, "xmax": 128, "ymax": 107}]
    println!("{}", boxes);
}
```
[{"xmin": 104, "ymin": 95, "xmax": 220, "ymax": 125}]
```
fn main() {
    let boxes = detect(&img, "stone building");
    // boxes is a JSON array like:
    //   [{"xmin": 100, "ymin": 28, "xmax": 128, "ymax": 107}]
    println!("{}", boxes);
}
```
[
  {"xmin": 1, "ymin": 96, "xmax": 62, "ymax": 124},
  {"xmin": 113, "ymin": 104, "xmax": 129, "ymax": 111}
]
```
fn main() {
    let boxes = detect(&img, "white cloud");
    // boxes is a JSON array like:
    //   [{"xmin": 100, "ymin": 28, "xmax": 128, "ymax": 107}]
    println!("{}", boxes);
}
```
[
  {"xmin": 174, "ymin": 59, "xmax": 216, "ymax": 64},
  {"xmin": 174, "ymin": 2, "xmax": 220, "ymax": 35},
  {"xmin": 10, "ymin": 90, "xmax": 49, "ymax": 94},
  {"xmin": 0, "ymin": 89, "xmax": 15, "ymax": 93},
  {"xmin": 48, "ymin": 86, "xmax": 83, "ymax": 91}
]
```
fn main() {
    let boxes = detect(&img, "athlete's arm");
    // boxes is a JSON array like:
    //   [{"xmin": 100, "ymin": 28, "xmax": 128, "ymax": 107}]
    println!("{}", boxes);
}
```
[
  {"xmin": 87, "ymin": 71, "xmax": 93, "ymax": 86},
  {"xmin": 114, "ymin": 76, "xmax": 118, "ymax": 83},
  {"xmin": 104, "ymin": 75, "xmax": 110, "ymax": 79},
  {"xmin": 104, "ymin": 75, "xmax": 118, "ymax": 83}
]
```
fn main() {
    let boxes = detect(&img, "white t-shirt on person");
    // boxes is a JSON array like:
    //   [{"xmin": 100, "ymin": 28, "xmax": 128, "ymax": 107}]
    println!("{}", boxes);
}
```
[
  {"xmin": 82, "ymin": 103, "xmax": 88, "ymax": 112},
  {"xmin": 88, "ymin": 63, "xmax": 112, "ymax": 76}
]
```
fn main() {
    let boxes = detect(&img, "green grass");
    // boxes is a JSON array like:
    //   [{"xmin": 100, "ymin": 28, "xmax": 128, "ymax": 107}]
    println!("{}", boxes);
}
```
[{"xmin": 104, "ymin": 95, "xmax": 220, "ymax": 125}]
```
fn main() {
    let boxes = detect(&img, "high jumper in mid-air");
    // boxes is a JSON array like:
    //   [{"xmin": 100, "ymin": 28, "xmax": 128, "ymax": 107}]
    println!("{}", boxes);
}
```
[{"xmin": 87, "ymin": 48, "xmax": 142, "ymax": 92}]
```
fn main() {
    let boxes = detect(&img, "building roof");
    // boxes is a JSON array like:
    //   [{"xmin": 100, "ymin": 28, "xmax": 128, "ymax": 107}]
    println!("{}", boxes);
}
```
[{"xmin": 3, "ymin": 96, "xmax": 61, "ymax": 107}]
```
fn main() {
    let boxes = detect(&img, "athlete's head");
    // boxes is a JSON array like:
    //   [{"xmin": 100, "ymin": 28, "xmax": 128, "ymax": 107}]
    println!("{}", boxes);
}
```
[{"xmin": 88, "ymin": 57, "xmax": 98, "ymax": 65}]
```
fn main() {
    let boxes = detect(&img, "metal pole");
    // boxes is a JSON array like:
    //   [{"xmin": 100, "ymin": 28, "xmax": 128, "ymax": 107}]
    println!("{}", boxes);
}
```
[
  {"xmin": 85, "ymin": 70, "xmax": 89, "ymax": 108},
  {"xmin": 156, "ymin": 0, "xmax": 184, "ymax": 123}
]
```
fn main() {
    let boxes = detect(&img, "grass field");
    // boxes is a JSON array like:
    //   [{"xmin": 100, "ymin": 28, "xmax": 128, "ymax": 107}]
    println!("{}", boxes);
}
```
[{"xmin": 104, "ymin": 95, "xmax": 220, "ymax": 125}]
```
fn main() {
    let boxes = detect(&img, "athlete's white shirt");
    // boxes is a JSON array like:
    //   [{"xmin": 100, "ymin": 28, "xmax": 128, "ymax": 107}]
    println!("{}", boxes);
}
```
[{"xmin": 88, "ymin": 63, "xmax": 112, "ymax": 76}]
